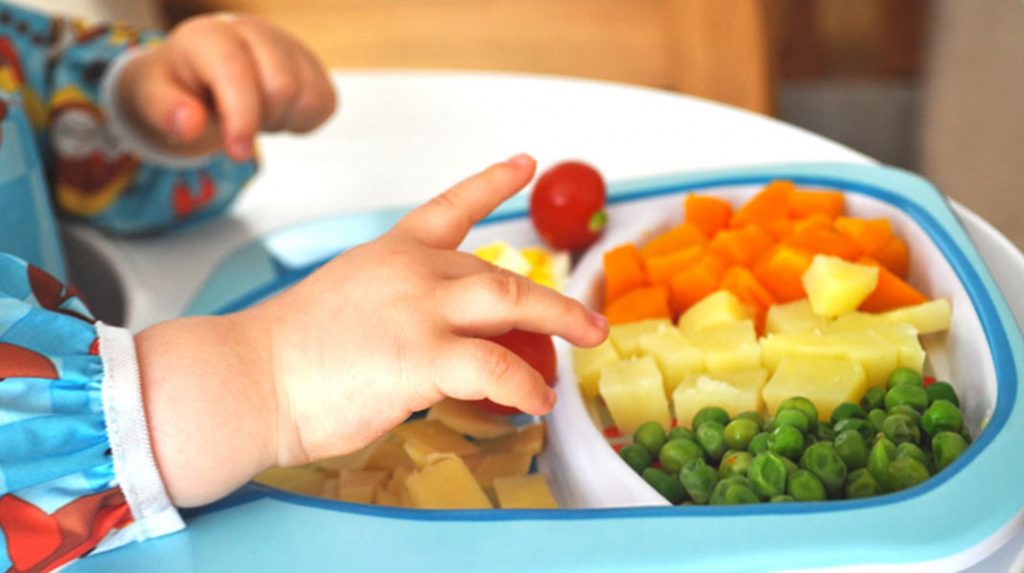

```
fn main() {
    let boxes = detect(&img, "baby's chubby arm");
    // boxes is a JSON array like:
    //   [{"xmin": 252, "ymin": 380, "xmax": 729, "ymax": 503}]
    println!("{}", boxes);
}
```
[
  {"xmin": 114, "ymin": 13, "xmax": 336, "ymax": 161},
  {"xmin": 135, "ymin": 155, "xmax": 609, "ymax": 507}
]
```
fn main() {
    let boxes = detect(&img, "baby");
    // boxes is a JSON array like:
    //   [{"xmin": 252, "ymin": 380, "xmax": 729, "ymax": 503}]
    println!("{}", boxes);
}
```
[{"xmin": 0, "ymin": 5, "xmax": 606, "ymax": 571}]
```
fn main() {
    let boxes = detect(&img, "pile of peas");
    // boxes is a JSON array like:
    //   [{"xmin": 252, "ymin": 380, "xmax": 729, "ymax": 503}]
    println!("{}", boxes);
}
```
[{"xmin": 618, "ymin": 368, "xmax": 972, "ymax": 505}]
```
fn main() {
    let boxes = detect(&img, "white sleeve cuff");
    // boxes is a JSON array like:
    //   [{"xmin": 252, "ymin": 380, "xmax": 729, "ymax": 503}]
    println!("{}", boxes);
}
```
[
  {"xmin": 98, "ymin": 322, "xmax": 185, "ymax": 542},
  {"xmin": 99, "ymin": 47, "xmax": 217, "ymax": 170}
]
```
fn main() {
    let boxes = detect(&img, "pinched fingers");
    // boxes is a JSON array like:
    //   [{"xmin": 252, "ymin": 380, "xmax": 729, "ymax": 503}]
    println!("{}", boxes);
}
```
[
  {"xmin": 434, "ymin": 337, "xmax": 555, "ymax": 416},
  {"xmin": 392, "ymin": 155, "xmax": 536, "ymax": 249},
  {"xmin": 439, "ymin": 268, "xmax": 607, "ymax": 347}
]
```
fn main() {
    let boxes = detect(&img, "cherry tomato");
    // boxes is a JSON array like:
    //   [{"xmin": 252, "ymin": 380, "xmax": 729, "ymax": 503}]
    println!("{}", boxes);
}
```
[
  {"xmin": 475, "ymin": 329, "xmax": 557, "ymax": 415},
  {"xmin": 530, "ymin": 161, "xmax": 607, "ymax": 251}
]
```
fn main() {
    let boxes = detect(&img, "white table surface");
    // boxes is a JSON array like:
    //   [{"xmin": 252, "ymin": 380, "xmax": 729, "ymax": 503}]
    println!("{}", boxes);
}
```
[{"xmin": 69, "ymin": 70, "xmax": 1024, "ymax": 572}]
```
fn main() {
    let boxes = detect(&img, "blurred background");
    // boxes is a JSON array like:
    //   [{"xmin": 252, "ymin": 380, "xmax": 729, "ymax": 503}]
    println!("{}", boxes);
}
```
[{"xmin": 18, "ymin": 0, "xmax": 1024, "ymax": 247}]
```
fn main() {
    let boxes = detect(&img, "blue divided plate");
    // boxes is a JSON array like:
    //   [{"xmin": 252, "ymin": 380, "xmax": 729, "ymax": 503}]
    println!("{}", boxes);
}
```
[{"xmin": 74, "ymin": 164, "xmax": 1024, "ymax": 572}]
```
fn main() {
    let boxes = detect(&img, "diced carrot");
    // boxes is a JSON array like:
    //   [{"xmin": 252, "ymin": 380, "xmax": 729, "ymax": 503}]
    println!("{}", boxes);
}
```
[
  {"xmin": 753, "ymin": 245, "xmax": 814, "ymax": 303},
  {"xmin": 721, "ymin": 266, "xmax": 777, "ymax": 333},
  {"xmin": 763, "ymin": 218, "xmax": 795, "ymax": 241},
  {"xmin": 685, "ymin": 195, "xmax": 733, "ymax": 237},
  {"xmin": 858, "ymin": 258, "xmax": 928, "ymax": 312},
  {"xmin": 604, "ymin": 286, "xmax": 672, "ymax": 325},
  {"xmin": 603, "ymin": 244, "xmax": 648, "ymax": 307},
  {"xmin": 669, "ymin": 253, "xmax": 725, "ymax": 313},
  {"xmin": 789, "ymin": 189, "xmax": 845, "ymax": 219},
  {"xmin": 873, "ymin": 236, "xmax": 910, "ymax": 278},
  {"xmin": 792, "ymin": 213, "xmax": 834, "ymax": 234},
  {"xmin": 731, "ymin": 180, "xmax": 795, "ymax": 228},
  {"xmin": 708, "ymin": 225, "xmax": 776, "ymax": 267},
  {"xmin": 643, "ymin": 245, "xmax": 704, "ymax": 287},
  {"xmin": 834, "ymin": 217, "xmax": 894, "ymax": 257},
  {"xmin": 640, "ymin": 222, "xmax": 706, "ymax": 259},
  {"xmin": 786, "ymin": 223, "xmax": 862, "ymax": 260}
]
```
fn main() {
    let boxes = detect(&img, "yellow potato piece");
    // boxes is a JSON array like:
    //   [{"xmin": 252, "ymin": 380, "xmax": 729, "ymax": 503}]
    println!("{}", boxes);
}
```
[
  {"xmin": 337, "ymin": 469, "xmax": 389, "ymax": 504},
  {"xmin": 363, "ymin": 438, "xmax": 416, "ymax": 473},
  {"xmin": 762, "ymin": 355, "xmax": 867, "ymax": 420},
  {"xmin": 472, "ymin": 451, "xmax": 534, "ymax": 489},
  {"xmin": 253, "ymin": 466, "xmax": 328, "ymax": 497},
  {"xmin": 572, "ymin": 338, "xmax": 621, "ymax": 399},
  {"xmin": 677, "ymin": 290, "xmax": 753, "ymax": 334},
  {"xmin": 427, "ymin": 398, "xmax": 516, "ymax": 439},
  {"xmin": 493, "ymin": 474, "xmax": 559, "ymax": 509},
  {"xmin": 598, "ymin": 356, "xmax": 671, "ymax": 434},
  {"xmin": 673, "ymin": 369, "xmax": 767, "ymax": 428},
  {"xmin": 766, "ymin": 299, "xmax": 830, "ymax": 334},
  {"xmin": 690, "ymin": 320, "xmax": 761, "ymax": 372},
  {"xmin": 392, "ymin": 419, "xmax": 480, "ymax": 467},
  {"xmin": 405, "ymin": 454, "xmax": 493, "ymax": 509},
  {"xmin": 609, "ymin": 319, "xmax": 672, "ymax": 358},
  {"xmin": 879, "ymin": 299, "xmax": 952, "ymax": 335},
  {"xmin": 802, "ymin": 255, "xmax": 879, "ymax": 318},
  {"xmin": 638, "ymin": 328, "xmax": 704, "ymax": 397}
]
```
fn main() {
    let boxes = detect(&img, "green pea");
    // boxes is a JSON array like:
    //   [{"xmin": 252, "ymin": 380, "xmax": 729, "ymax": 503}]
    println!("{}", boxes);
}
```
[
  {"xmin": 719, "ymin": 450, "xmax": 754, "ymax": 479},
  {"xmin": 748, "ymin": 452, "xmax": 788, "ymax": 499},
  {"xmin": 771, "ymin": 409, "xmax": 811, "ymax": 434},
  {"xmin": 800, "ymin": 442, "xmax": 847, "ymax": 497},
  {"xmin": 696, "ymin": 421, "xmax": 727, "ymax": 462},
  {"xmin": 960, "ymin": 425, "xmax": 973, "ymax": 445},
  {"xmin": 642, "ymin": 467, "xmax": 687, "ymax": 504},
  {"xmin": 868, "ymin": 437, "xmax": 897, "ymax": 492},
  {"xmin": 882, "ymin": 413, "xmax": 920, "ymax": 445},
  {"xmin": 787, "ymin": 469, "xmax": 827, "ymax": 501},
  {"xmin": 619, "ymin": 443, "xmax": 652, "ymax": 473},
  {"xmin": 932, "ymin": 431, "xmax": 968, "ymax": 472},
  {"xmin": 748, "ymin": 432, "xmax": 771, "ymax": 455},
  {"xmin": 633, "ymin": 421, "xmax": 667, "ymax": 456},
  {"xmin": 926, "ymin": 381, "xmax": 960, "ymax": 407},
  {"xmin": 709, "ymin": 476, "xmax": 758, "ymax": 505},
  {"xmin": 692, "ymin": 407, "xmax": 730, "ymax": 431},
  {"xmin": 735, "ymin": 411, "xmax": 765, "ymax": 430},
  {"xmin": 921, "ymin": 400, "xmax": 963, "ymax": 438},
  {"xmin": 895, "ymin": 442, "xmax": 932, "ymax": 473},
  {"xmin": 833, "ymin": 418, "xmax": 874, "ymax": 443},
  {"xmin": 667, "ymin": 426, "xmax": 696, "ymax": 443},
  {"xmin": 815, "ymin": 422, "xmax": 835, "ymax": 442},
  {"xmin": 830, "ymin": 402, "xmax": 867, "ymax": 425},
  {"xmin": 778, "ymin": 397, "xmax": 819, "ymax": 430},
  {"xmin": 658, "ymin": 438, "xmax": 704, "ymax": 475},
  {"xmin": 844, "ymin": 468, "xmax": 882, "ymax": 499},
  {"xmin": 889, "ymin": 457, "xmax": 930, "ymax": 491},
  {"xmin": 861, "ymin": 386, "xmax": 887, "ymax": 411},
  {"xmin": 885, "ymin": 384, "xmax": 929, "ymax": 412},
  {"xmin": 770, "ymin": 494, "xmax": 795, "ymax": 503},
  {"xmin": 867, "ymin": 408, "xmax": 888, "ymax": 433},
  {"xmin": 780, "ymin": 455, "xmax": 801, "ymax": 476},
  {"xmin": 886, "ymin": 367, "xmax": 924, "ymax": 390},
  {"xmin": 680, "ymin": 458, "xmax": 719, "ymax": 504},
  {"xmin": 888, "ymin": 404, "xmax": 922, "ymax": 424},
  {"xmin": 724, "ymin": 418, "xmax": 761, "ymax": 451},
  {"xmin": 834, "ymin": 429, "xmax": 868, "ymax": 470},
  {"xmin": 768, "ymin": 426, "xmax": 806, "ymax": 460},
  {"xmin": 804, "ymin": 433, "xmax": 819, "ymax": 446}
]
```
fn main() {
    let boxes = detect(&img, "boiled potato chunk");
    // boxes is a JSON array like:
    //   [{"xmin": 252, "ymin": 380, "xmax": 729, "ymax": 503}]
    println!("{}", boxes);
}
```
[
  {"xmin": 471, "ymin": 451, "xmax": 534, "ymax": 489},
  {"xmin": 824, "ymin": 311, "xmax": 889, "ymax": 333},
  {"xmin": 873, "ymin": 323, "xmax": 926, "ymax": 372},
  {"xmin": 405, "ymin": 454, "xmax": 493, "ymax": 509},
  {"xmin": 677, "ymin": 290, "xmax": 754, "ymax": 334},
  {"xmin": 572, "ymin": 338, "xmax": 621, "ymax": 399},
  {"xmin": 638, "ymin": 328, "xmax": 704, "ymax": 396},
  {"xmin": 766, "ymin": 299, "xmax": 830, "ymax": 334},
  {"xmin": 393, "ymin": 420, "xmax": 480, "ymax": 467},
  {"xmin": 802, "ymin": 255, "xmax": 879, "ymax": 318},
  {"xmin": 253, "ymin": 466, "xmax": 327, "ymax": 497},
  {"xmin": 427, "ymin": 399, "xmax": 515, "ymax": 439},
  {"xmin": 598, "ymin": 356, "xmax": 671, "ymax": 433},
  {"xmin": 691, "ymin": 320, "xmax": 761, "ymax": 371},
  {"xmin": 673, "ymin": 369, "xmax": 768, "ymax": 427},
  {"xmin": 880, "ymin": 299, "xmax": 951, "ymax": 335},
  {"xmin": 609, "ymin": 319, "xmax": 672, "ymax": 358},
  {"xmin": 493, "ymin": 474, "xmax": 559, "ymax": 509},
  {"xmin": 337, "ymin": 469, "xmax": 389, "ymax": 504},
  {"xmin": 363, "ymin": 438, "xmax": 416, "ymax": 473},
  {"xmin": 477, "ymin": 423, "xmax": 546, "ymax": 456},
  {"xmin": 763, "ymin": 356, "xmax": 867, "ymax": 420},
  {"xmin": 761, "ymin": 330, "xmax": 897, "ymax": 387}
]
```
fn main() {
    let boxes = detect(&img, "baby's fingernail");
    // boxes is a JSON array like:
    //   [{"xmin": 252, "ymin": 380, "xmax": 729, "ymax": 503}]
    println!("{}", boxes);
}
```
[
  {"xmin": 506, "ymin": 153, "xmax": 532, "ymax": 167},
  {"xmin": 545, "ymin": 389, "xmax": 558, "ymax": 409},
  {"xmin": 229, "ymin": 137, "xmax": 253, "ymax": 159},
  {"xmin": 589, "ymin": 311, "xmax": 608, "ymax": 332}
]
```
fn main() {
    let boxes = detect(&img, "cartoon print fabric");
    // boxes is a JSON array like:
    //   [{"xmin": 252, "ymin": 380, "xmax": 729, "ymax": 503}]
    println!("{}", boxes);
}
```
[{"xmin": 0, "ymin": 3, "xmax": 257, "ymax": 571}]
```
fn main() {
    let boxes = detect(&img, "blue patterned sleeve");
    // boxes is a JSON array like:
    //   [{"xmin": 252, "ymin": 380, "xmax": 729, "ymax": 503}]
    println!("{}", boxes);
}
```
[
  {"xmin": 0, "ymin": 252, "xmax": 182, "ymax": 571},
  {"xmin": 0, "ymin": 3, "xmax": 257, "ymax": 235}
]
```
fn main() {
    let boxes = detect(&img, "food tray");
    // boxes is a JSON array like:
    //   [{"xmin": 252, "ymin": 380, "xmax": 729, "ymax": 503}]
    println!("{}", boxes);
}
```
[{"xmin": 77, "ymin": 164, "xmax": 1024, "ymax": 573}]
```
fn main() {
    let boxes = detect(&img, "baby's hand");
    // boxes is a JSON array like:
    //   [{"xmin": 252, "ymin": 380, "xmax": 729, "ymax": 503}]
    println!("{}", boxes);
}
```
[
  {"xmin": 115, "ymin": 13, "xmax": 336, "ymax": 160},
  {"xmin": 246, "ymin": 154, "xmax": 609, "ymax": 466}
]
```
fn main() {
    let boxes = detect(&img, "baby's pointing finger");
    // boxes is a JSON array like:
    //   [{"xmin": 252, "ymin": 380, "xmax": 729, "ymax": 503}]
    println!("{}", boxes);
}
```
[
  {"xmin": 440, "ymin": 269, "xmax": 608, "ymax": 347},
  {"xmin": 435, "ymin": 338, "xmax": 555, "ymax": 416},
  {"xmin": 392, "ymin": 155, "xmax": 536, "ymax": 249}
]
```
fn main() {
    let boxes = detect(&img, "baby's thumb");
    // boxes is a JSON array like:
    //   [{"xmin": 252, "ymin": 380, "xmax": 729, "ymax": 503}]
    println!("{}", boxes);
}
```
[{"xmin": 127, "ymin": 67, "xmax": 210, "ymax": 144}]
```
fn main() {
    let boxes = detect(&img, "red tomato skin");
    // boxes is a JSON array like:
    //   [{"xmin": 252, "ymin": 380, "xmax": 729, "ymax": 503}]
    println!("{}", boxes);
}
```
[
  {"xmin": 530, "ymin": 161, "xmax": 607, "ymax": 251},
  {"xmin": 476, "ymin": 330, "xmax": 557, "ymax": 416}
]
